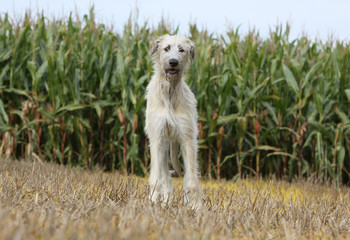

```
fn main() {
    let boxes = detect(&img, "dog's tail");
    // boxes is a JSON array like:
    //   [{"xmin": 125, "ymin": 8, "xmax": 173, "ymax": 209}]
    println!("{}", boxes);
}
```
[{"xmin": 170, "ymin": 142, "xmax": 182, "ymax": 177}]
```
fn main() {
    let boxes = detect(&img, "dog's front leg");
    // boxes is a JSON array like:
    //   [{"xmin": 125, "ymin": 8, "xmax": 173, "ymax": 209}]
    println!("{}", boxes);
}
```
[
  {"xmin": 149, "ymin": 139, "xmax": 162, "ymax": 202},
  {"xmin": 160, "ymin": 141, "xmax": 172, "ymax": 203},
  {"xmin": 181, "ymin": 140, "xmax": 202, "ymax": 208},
  {"xmin": 149, "ymin": 140, "xmax": 169, "ymax": 203}
]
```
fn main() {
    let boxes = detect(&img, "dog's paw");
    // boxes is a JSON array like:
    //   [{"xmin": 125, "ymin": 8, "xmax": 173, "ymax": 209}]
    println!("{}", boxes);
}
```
[
  {"xmin": 184, "ymin": 187, "xmax": 202, "ymax": 210},
  {"xmin": 149, "ymin": 184, "xmax": 161, "ymax": 203}
]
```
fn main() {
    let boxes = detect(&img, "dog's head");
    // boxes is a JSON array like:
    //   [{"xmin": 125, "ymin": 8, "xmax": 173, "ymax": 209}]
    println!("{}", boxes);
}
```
[{"xmin": 149, "ymin": 34, "xmax": 195, "ymax": 82}]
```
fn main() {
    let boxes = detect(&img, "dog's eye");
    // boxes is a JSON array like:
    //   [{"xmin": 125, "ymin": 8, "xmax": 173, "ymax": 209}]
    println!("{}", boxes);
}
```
[
  {"xmin": 164, "ymin": 46, "xmax": 170, "ymax": 52},
  {"xmin": 178, "ymin": 48, "xmax": 184, "ymax": 53}
]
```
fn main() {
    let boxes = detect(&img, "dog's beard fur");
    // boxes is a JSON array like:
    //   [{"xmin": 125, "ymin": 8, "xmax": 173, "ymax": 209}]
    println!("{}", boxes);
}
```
[
  {"xmin": 165, "ymin": 71, "xmax": 181, "ymax": 83},
  {"xmin": 163, "ymin": 64, "xmax": 187, "ymax": 85}
]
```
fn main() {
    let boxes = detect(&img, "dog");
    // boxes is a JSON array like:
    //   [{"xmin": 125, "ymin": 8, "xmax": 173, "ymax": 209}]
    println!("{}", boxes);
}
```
[{"xmin": 145, "ymin": 34, "xmax": 201, "ymax": 207}]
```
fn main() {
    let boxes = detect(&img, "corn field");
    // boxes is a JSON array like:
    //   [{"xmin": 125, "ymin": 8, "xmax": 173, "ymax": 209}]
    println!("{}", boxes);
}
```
[{"xmin": 0, "ymin": 9, "xmax": 350, "ymax": 183}]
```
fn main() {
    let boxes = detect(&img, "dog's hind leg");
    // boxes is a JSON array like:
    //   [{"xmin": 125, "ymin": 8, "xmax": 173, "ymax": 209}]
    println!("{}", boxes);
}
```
[{"xmin": 170, "ymin": 141, "xmax": 181, "ymax": 177}]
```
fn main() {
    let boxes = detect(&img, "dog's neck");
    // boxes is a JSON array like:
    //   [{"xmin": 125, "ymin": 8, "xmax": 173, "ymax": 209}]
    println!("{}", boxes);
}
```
[
  {"xmin": 156, "ymin": 73, "xmax": 183, "ymax": 108},
  {"xmin": 165, "ymin": 75, "xmax": 181, "ymax": 88}
]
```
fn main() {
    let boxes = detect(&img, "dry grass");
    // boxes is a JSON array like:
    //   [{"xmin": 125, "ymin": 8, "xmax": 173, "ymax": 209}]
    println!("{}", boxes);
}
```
[{"xmin": 1, "ymin": 159, "xmax": 350, "ymax": 239}]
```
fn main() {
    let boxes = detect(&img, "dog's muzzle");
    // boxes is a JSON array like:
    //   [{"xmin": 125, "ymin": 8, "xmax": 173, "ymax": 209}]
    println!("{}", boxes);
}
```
[{"xmin": 166, "ymin": 58, "xmax": 180, "ymax": 76}]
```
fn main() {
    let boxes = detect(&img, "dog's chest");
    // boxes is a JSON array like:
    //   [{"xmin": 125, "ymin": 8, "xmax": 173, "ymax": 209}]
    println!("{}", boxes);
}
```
[
  {"xmin": 146, "ymin": 81, "xmax": 194, "ymax": 141},
  {"xmin": 164, "ymin": 118, "xmax": 177, "ymax": 140},
  {"xmin": 160, "ymin": 105, "xmax": 181, "ymax": 140},
  {"xmin": 157, "ymin": 102, "xmax": 189, "ymax": 141}
]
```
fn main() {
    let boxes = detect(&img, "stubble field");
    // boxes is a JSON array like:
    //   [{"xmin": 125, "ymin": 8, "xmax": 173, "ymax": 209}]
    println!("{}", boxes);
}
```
[{"xmin": 1, "ymin": 159, "xmax": 350, "ymax": 239}]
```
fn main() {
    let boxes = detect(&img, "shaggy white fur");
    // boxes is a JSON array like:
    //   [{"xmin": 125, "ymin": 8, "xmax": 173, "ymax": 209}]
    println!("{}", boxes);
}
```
[{"xmin": 145, "ymin": 35, "xmax": 201, "ymax": 207}]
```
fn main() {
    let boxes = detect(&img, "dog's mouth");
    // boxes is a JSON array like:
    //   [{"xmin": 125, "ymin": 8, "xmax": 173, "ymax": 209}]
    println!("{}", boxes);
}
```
[{"xmin": 165, "ymin": 68, "xmax": 180, "ymax": 75}]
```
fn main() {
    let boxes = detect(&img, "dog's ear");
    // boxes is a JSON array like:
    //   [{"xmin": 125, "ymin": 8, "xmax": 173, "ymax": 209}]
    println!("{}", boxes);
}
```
[
  {"xmin": 149, "ymin": 36, "xmax": 163, "ymax": 56},
  {"xmin": 149, "ymin": 40, "xmax": 159, "ymax": 56},
  {"xmin": 190, "ymin": 44, "xmax": 195, "ymax": 60},
  {"xmin": 187, "ymin": 39, "xmax": 195, "ymax": 60}
]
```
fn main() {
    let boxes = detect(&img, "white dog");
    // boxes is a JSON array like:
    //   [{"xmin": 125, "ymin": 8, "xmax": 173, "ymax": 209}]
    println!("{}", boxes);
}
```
[{"xmin": 145, "ymin": 34, "xmax": 201, "ymax": 207}]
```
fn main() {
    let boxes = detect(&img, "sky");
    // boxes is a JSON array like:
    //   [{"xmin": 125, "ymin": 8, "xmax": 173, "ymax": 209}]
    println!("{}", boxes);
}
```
[{"xmin": 2, "ymin": 0, "xmax": 350, "ymax": 41}]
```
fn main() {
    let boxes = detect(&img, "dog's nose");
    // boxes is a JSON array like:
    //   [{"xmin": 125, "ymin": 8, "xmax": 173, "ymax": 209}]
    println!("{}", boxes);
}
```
[{"xmin": 169, "ymin": 58, "xmax": 178, "ymax": 67}]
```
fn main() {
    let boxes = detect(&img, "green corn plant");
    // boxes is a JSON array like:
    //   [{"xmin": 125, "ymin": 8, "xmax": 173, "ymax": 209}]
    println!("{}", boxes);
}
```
[{"xmin": 1, "ymin": 8, "xmax": 350, "ymax": 183}]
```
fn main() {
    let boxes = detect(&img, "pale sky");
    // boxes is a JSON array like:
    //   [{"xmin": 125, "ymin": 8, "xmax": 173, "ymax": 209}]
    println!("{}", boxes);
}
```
[{"xmin": 2, "ymin": 0, "xmax": 350, "ymax": 41}]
